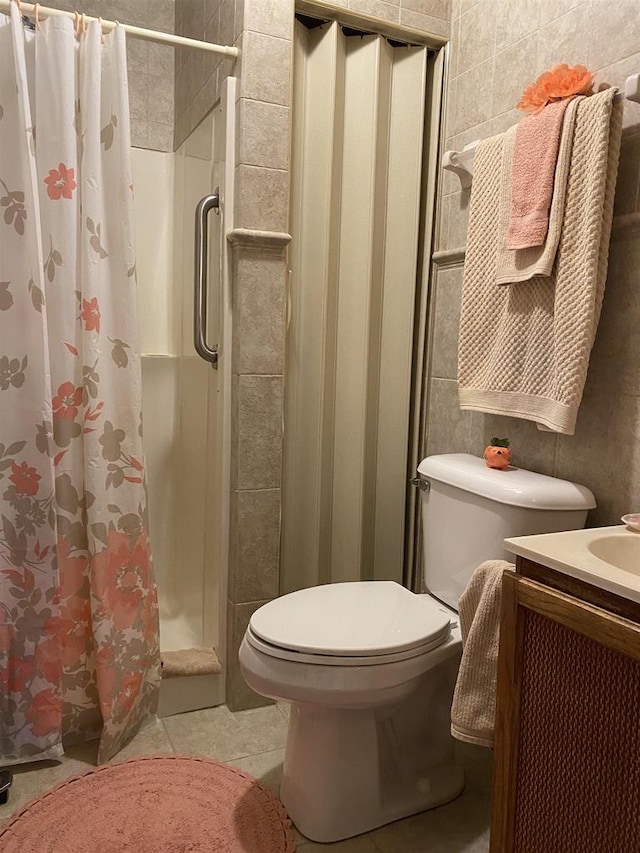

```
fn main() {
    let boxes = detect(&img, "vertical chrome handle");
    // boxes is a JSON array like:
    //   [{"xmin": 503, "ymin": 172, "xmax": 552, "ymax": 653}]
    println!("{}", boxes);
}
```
[{"xmin": 194, "ymin": 191, "xmax": 220, "ymax": 368}]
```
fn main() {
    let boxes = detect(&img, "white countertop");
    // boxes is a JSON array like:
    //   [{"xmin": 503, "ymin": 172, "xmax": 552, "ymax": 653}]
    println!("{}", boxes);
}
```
[{"xmin": 505, "ymin": 525, "xmax": 640, "ymax": 604}]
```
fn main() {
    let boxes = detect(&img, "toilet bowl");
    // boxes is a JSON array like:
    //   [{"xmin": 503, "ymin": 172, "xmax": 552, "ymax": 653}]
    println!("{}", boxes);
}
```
[
  {"xmin": 239, "ymin": 454, "xmax": 597, "ymax": 843},
  {"xmin": 240, "ymin": 581, "xmax": 465, "ymax": 843}
]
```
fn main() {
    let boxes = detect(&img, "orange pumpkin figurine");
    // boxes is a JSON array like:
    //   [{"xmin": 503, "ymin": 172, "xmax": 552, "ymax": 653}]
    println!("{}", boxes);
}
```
[{"xmin": 484, "ymin": 437, "xmax": 512, "ymax": 470}]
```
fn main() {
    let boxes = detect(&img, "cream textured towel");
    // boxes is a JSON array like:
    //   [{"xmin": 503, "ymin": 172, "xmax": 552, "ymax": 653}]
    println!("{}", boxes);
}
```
[
  {"xmin": 451, "ymin": 559, "xmax": 514, "ymax": 748},
  {"xmin": 496, "ymin": 96, "xmax": 582, "ymax": 285},
  {"xmin": 507, "ymin": 98, "xmax": 573, "ymax": 249},
  {"xmin": 458, "ymin": 88, "xmax": 622, "ymax": 435}
]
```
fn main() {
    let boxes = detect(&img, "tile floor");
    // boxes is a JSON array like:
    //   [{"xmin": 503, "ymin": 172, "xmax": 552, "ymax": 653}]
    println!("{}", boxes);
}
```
[{"xmin": 0, "ymin": 703, "xmax": 492, "ymax": 851}]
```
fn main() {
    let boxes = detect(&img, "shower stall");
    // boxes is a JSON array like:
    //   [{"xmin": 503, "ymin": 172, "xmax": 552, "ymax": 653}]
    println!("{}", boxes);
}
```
[{"xmin": 133, "ymin": 78, "xmax": 236, "ymax": 716}]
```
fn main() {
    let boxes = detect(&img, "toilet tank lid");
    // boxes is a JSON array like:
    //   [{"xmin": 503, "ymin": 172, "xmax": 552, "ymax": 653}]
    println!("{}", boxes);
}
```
[{"xmin": 417, "ymin": 454, "xmax": 596, "ymax": 511}]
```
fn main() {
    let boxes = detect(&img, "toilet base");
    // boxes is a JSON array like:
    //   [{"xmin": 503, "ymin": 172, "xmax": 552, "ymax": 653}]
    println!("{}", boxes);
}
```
[{"xmin": 280, "ymin": 655, "xmax": 464, "ymax": 843}]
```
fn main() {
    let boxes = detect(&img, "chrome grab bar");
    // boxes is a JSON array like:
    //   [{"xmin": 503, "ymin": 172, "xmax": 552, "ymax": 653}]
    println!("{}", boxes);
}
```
[{"xmin": 194, "ymin": 191, "xmax": 220, "ymax": 368}]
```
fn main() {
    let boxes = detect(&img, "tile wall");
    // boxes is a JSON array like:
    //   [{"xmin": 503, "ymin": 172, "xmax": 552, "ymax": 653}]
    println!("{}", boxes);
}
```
[
  {"xmin": 430, "ymin": 0, "xmax": 640, "ymax": 527},
  {"xmin": 174, "ymin": 0, "xmax": 292, "ymax": 710},
  {"xmin": 302, "ymin": 0, "xmax": 451, "ymax": 39},
  {"xmin": 42, "ymin": 0, "xmax": 175, "ymax": 151}
]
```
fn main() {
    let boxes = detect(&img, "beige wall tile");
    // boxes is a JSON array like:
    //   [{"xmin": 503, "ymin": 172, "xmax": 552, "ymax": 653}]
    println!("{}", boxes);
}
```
[
  {"xmin": 148, "ymin": 43, "xmax": 175, "ymax": 79},
  {"xmin": 236, "ymin": 165, "xmax": 289, "ymax": 232},
  {"xmin": 182, "ymin": 0, "xmax": 205, "ymax": 39},
  {"xmin": 443, "ymin": 75, "xmax": 458, "ymax": 140},
  {"xmin": 494, "ymin": 0, "xmax": 540, "ymax": 51},
  {"xmin": 401, "ymin": 0, "xmax": 450, "ymax": 19},
  {"xmin": 156, "ymin": 0, "xmax": 176, "ymax": 31},
  {"xmin": 454, "ymin": 57, "xmax": 495, "ymax": 134},
  {"xmin": 399, "ymin": 10, "xmax": 450, "ymax": 37},
  {"xmin": 244, "ymin": 0, "xmax": 294, "ymax": 39},
  {"xmin": 588, "ymin": 0, "xmax": 640, "ymax": 71},
  {"xmin": 236, "ymin": 375, "xmax": 284, "ymax": 490},
  {"xmin": 489, "ymin": 108, "xmax": 519, "ymax": 135},
  {"xmin": 536, "ymin": 1, "xmax": 590, "ymax": 71},
  {"xmin": 127, "ymin": 40, "xmax": 149, "ymax": 76},
  {"xmin": 131, "ymin": 119, "xmax": 150, "ymax": 149},
  {"xmin": 445, "ymin": 188, "xmax": 472, "ymax": 250},
  {"xmin": 585, "ymin": 236, "xmax": 640, "ymax": 399},
  {"xmin": 230, "ymin": 373, "xmax": 240, "ymax": 490},
  {"xmin": 442, "ymin": 136, "xmax": 457, "ymax": 196},
  {"xmin": 226, "ymin": 601, "xmax": 277, "ymax": 710},
  {"xmin": 230, "ymin": 489, "xmax": 281, "ymax": 602},
  {"xmin": 536, "ymin": 0, "xmax": 585, "ymax": 24},
  {"xmin": 459, "ymin": 0, "xmax": 481, "ymax": 14},
  {"xmin": 154, "ymin": 78, "xmax": 175, "ymax": 126},
  {"xmin": 431, "ymin": 266, "xmax": 463, "ymax": 380},
  {"xmin": 148, "ymin": 122, "xmax": 175, "ymax": 152},
  {"xmin": 218, "ymin": 0, "xmax": 238, "ymax": 47},
  {"xmin": 554, "ymin": 392, "xmax": 640, "ymax": 527},
  {"xmin": 130, "ymin": 72, "xmax": 150, "ymax": 120},
  {"xmin": 491, "ymin": 35, "xmax": 538, "ymax": 117},
  {"xmin": 457, "ymin": 0, "xmax": 496, "ymax": 75},
  {"xmin": 234, "ymin": 0, "xmax": 245, "ymax": 40},
  {"xmin": 234, "ymin": 249, "xmax": 287, "ymax": 374},
  {"xmin": 174, "ymin": 0, "xmax": 242, "ymax": 147},
  {"xmin": 240, "ymin": 30, "xmax": 292, "ymax": 106},
  {"xmin": 613, "ymin": 133, "xmax": 640, "ymax": 216},
  {"xmin": 467, "ymin": 413, "xmax": 558, "ymax": 476},
  {"xmin": 348, "ymin": 0, "xmax": 401, "ymax": 23},
  {"xmin": 425, "ymin": 378, "xmax": 472, "ymax": 456},
  {"xmin": 238, "ymin": 99, "xmax": 290, "ymax": 170}
]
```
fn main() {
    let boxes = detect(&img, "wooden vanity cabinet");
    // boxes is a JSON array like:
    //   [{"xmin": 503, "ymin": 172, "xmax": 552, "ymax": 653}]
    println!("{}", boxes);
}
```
[{"xmin": 490, "ymin": 558, "xmax": 640, "ymax": 853}]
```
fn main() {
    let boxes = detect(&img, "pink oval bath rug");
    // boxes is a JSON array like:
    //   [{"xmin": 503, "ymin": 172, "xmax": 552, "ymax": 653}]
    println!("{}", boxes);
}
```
[{"xmin": 0, "ymin": 755, "xmax": 296, "ymax": 852}]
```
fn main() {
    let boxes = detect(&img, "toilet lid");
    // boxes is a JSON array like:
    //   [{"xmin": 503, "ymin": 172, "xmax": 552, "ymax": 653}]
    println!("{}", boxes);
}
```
[{"xmin": 248, "ymin": 581, "xmax": 451, "ymax": 657}]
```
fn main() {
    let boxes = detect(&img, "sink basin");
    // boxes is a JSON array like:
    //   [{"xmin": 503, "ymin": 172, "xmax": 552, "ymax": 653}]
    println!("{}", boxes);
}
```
[
  {"xmin": 505, "ymin": 525, "xmax": 640, "ymax": 605},
  {"xmin": 588, "ymin": 534, "xmax": 640, "ymax": 575}
]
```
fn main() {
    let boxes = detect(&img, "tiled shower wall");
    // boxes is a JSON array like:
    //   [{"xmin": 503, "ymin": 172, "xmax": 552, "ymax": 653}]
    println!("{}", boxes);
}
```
[
  {"xmin": 43, "ymin": 0, "xmax": 175, "ymax": 151},
  {"xmin": 174, "ymin": 0, "xmax": 451, "ymax": 709},
  {"xmin": 429, "ymin": 0, "xmax": 640, "ymax": 526},
  {"xmin": 175, "ymin": 0, "xmax": 292, "ymax": 710}
]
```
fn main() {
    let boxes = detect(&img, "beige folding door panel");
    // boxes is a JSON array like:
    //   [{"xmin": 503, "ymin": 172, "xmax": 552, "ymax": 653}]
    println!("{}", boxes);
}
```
[{"xmin": 283, "ymin": 20, "xmax": 428, "ymax": 592}]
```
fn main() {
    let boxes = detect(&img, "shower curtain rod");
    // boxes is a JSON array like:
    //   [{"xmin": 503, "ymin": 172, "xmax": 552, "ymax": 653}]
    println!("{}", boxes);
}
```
[{"xmin": 0, "ymin": 0, "xmax": 239, "ymax": 57}]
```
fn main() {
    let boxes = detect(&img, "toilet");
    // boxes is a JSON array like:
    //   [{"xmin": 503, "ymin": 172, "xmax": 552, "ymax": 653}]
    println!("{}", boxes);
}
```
[{"xmin": 239, "ymin": 453, "xmax": 595, "ymax": 842}]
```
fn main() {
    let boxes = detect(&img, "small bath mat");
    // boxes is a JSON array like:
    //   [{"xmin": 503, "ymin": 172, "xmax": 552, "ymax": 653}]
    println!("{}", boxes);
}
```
[
  {"xmin": 161, "ymin": 647, "xmax": 222, "ymax": 677},
  {"xmin": 0, "ymin": 755, "xmax": 296, "ymax": 852}
]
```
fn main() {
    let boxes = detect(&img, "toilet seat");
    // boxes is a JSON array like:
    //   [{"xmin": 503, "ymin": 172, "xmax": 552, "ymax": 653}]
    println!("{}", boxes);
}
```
[
  {"xmin": 247, "ymin": 581, "xmax": 452, "ymax": 666},
  {"xmin": 245, "ymin": 625, "xmax": 451, "ymax": 666}
]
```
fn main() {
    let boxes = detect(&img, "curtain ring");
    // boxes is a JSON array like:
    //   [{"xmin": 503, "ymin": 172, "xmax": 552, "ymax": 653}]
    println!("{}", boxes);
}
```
[
  {"xmin": 15, "ymin": 0, "xmax": 23, "ymax": 15},
  {"xmin": 73, "ymin": 10, "xmax": 80, "ymax": 38},
  {"xmin": 34, "ymin": 3, "xmax": 41, "ymax": 29},
  {"xmin": 81, "ymin": 12, "xmax": 87, "ymax": 38},
  {"xmin": 98, "ymin": 16, "xmax": 105, "ymax": 44}
]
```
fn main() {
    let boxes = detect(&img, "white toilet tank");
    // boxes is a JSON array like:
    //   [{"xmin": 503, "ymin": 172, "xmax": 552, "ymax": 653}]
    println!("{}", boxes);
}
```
[{"xmin": 418, "ymin": 453, "xmax": 596, "ymax": 610}]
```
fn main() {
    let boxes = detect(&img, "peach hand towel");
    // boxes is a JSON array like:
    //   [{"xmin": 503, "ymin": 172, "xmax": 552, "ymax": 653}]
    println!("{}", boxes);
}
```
[
  {"xmin": 507, "ymin": 98, "xmax": 573, "ymax": 250},
  {"xmin": 451, "ymin": 559, "xmax": 514, "ymax": 748},
  {"xmin": 496, "ymin": 96, "xmax": 581, "ymax": 285}
]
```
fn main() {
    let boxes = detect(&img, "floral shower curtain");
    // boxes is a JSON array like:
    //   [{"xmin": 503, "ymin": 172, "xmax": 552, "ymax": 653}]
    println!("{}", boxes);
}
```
[{"xmin": 0, "ymin": 5, "xmax": 160, "ymax": 765}]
